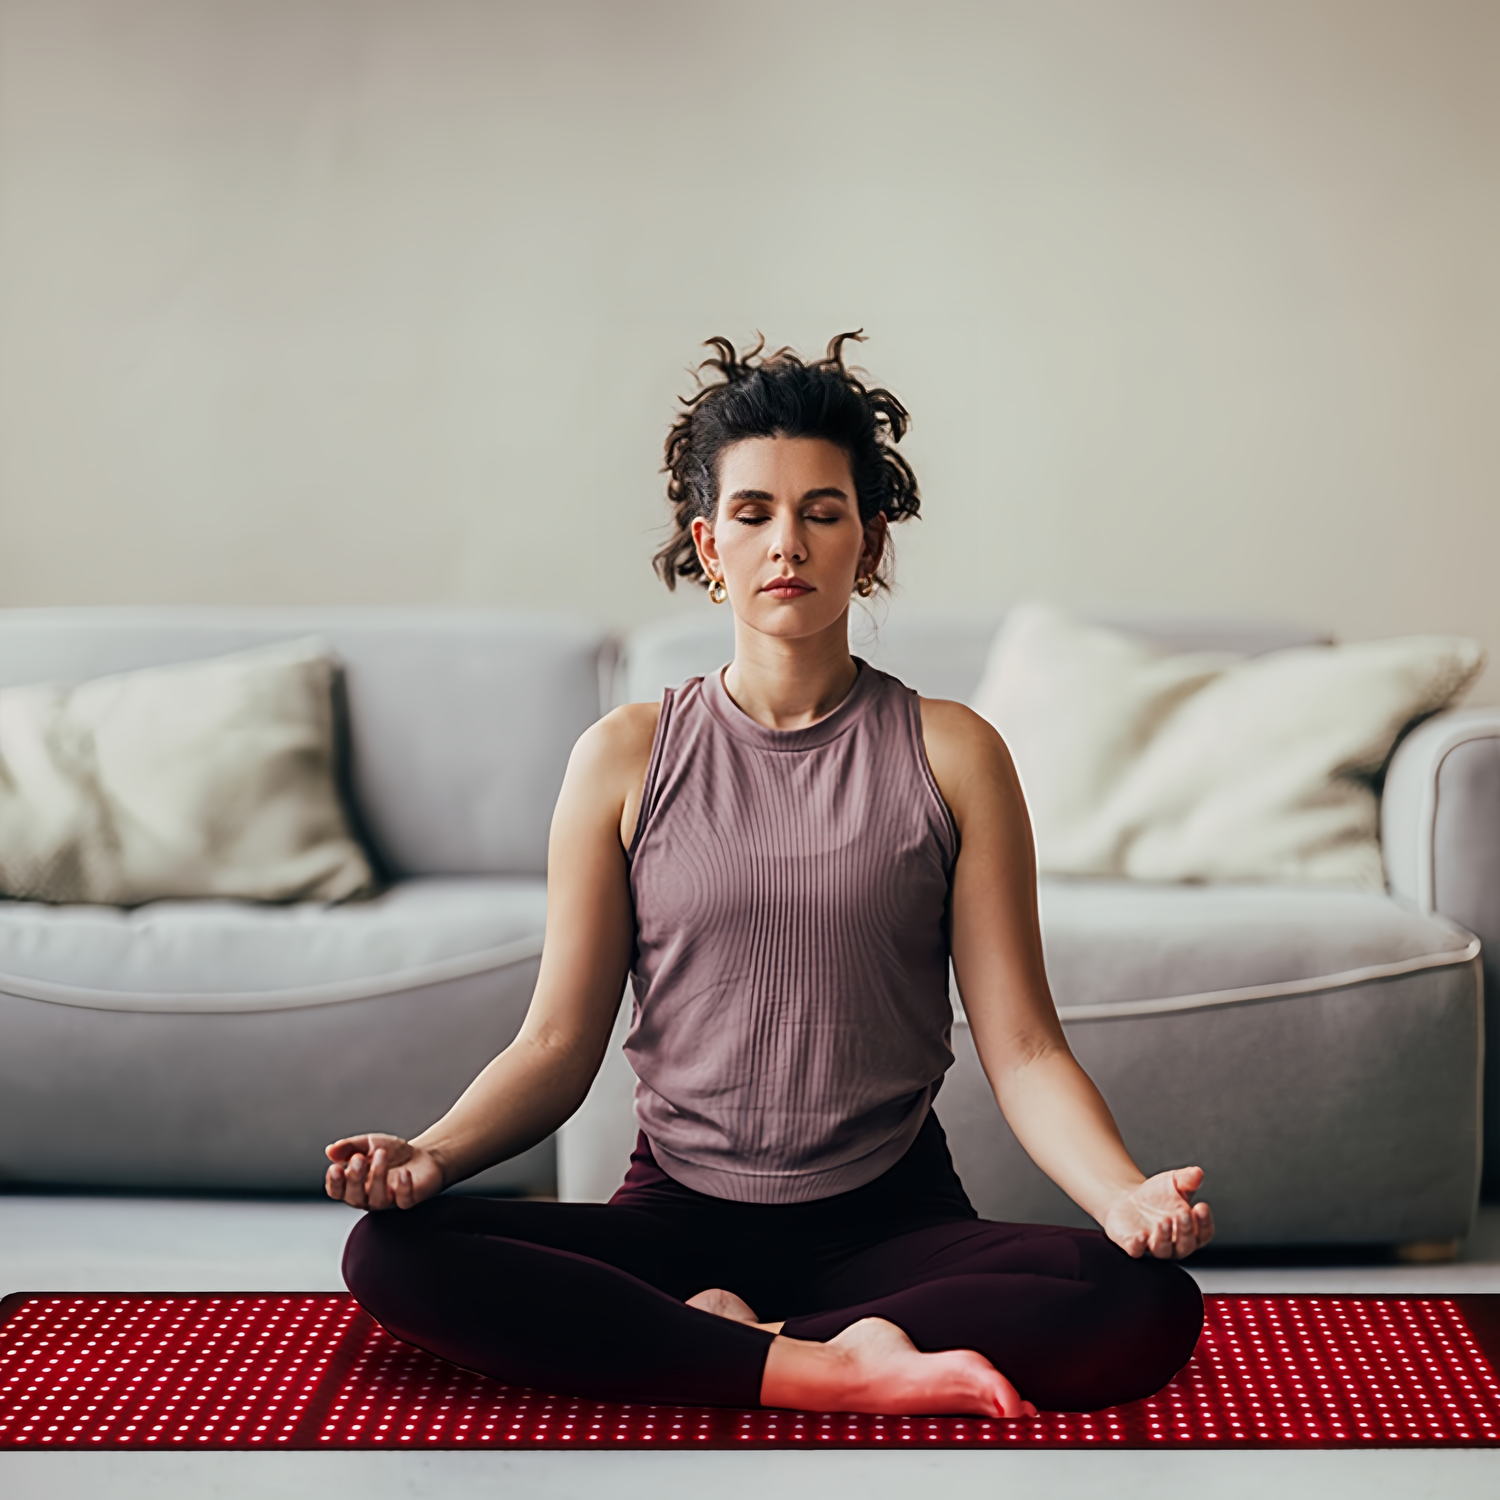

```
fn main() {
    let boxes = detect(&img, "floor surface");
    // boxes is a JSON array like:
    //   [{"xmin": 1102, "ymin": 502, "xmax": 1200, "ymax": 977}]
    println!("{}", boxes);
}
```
[{"xmin": 4, "ymin": 1192, "xmax": 1500, "ymax": 1497}]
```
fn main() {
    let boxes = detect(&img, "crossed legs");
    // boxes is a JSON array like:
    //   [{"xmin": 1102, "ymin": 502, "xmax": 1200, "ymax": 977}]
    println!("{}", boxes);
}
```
[{"xmin": 344, "ymin": 1197, "xmax": 1202, "ymax": 1413}]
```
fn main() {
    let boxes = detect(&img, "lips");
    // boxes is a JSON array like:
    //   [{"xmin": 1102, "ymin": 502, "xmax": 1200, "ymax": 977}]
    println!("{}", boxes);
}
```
[{"xmin": 761, "ymin": 576, "xmax": 814, "ymax": 598}]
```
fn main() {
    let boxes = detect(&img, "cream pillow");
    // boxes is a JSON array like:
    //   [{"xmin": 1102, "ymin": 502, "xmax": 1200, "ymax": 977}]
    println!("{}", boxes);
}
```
[
  {"xmin": 972, "ymin": 604, "xmax": 1485, "ymax": 888},
  {"xmin": 971, "ymin": 605, "xmax": 1238, "ymax": 872},
  {"xmin": 0, "ymin": 638, "xmax": 376, "ymax": 905}
]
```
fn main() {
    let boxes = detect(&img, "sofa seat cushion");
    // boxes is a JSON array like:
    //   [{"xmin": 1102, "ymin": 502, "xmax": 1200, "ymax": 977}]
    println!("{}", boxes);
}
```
[
  {"xmin": 1028, "ymin": 878, "xmax": 1478, "ymax": 1021},
  {"xmin": 0, "ymin": 876, "xmax": 546, "ymax": 1011}
]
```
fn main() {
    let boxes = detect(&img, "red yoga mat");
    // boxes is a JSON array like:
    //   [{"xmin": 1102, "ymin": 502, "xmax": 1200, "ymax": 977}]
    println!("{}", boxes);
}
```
[{"xmin": 3, "ymin": 1292, "xmax": 1499, "ymax": 1450}]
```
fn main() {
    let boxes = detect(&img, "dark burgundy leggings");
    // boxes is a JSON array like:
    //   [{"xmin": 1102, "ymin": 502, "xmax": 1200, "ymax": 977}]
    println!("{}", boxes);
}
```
[{"xmin": 343, "ymin": 1114, "xmax": 1203, "ymax": 1412}]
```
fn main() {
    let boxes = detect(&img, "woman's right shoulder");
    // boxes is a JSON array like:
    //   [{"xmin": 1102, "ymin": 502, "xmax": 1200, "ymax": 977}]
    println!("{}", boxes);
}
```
[
  {"xmin": 568, "ymin": 701, "xmax": 662, "ymax": 786},
  {"xmin": 583, "ymin": 701, "xmax": 662, "ymax": 755},
  {"xmin": 561, "ymin": 703, "xmax": 663, "ymax": 848}
]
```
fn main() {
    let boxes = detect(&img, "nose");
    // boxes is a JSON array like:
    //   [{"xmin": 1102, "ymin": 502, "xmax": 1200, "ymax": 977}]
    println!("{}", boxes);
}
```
[{"xmin": 767, "ymin": 513, "xmax": 807, "ymax": 565}]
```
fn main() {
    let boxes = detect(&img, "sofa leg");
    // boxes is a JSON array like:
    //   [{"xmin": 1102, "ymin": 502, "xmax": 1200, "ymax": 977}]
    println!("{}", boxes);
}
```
[{"xmin": 1395, "ymin": 1239, "xmax": 1460, "ymax": 1264}]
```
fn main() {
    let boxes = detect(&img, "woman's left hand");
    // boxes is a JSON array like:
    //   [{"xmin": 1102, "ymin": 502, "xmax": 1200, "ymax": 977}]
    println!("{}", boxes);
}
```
[{"xmin": 1104, "ymin": 1167, "xmax": 1215, "ymax": 1259}]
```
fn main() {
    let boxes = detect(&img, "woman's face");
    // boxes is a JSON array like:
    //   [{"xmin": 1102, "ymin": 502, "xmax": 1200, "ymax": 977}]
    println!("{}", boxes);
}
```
[{"xmin": 691, "ymin": 436, "xmax": 884, "ymax": 641}]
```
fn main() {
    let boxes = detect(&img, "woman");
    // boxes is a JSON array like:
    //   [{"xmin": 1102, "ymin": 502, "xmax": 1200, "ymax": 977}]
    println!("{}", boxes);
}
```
[{"xmin": 327, "ymin": 334, "xmax": 1212, "ymax": 1420}]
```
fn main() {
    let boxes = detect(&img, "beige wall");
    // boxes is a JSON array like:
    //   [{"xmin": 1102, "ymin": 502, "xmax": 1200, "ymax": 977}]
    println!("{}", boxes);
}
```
[{"xmin": 2, "ymin": 0, "xmax": 1497, "ymax": 694}]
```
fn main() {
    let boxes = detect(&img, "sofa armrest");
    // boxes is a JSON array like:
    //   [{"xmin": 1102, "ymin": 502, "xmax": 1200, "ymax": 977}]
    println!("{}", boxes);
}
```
[
  {"xmin": 1383, "ymin": 707, "xmax": 1500, "ymax": 1196},
  {"xmin": 1382, "ymin": 708, "xmax": 1500, "ymax": 915}
]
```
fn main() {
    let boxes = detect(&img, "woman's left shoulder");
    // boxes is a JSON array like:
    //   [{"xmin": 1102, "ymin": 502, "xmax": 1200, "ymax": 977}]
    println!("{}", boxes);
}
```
[
  {"xmin": 918, "ymin": 697, "xmax": 1009, "ymax": 759},
  {"xmin": 917, "ymin": 698, "xmax": 1021, "ymax": 809}
]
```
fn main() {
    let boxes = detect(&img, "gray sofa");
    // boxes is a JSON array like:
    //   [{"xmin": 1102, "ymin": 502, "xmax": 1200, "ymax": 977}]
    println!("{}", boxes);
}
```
[
  {"xmin": 560, "ymin": 611, "xmax": 1500, "ymax": 1248},
  {"xmin": 2, "ymin": 606, "xmax": 1496, "ymax": 1249},
  {"xmin": 0, "ymin": 608, "xmax": 611, "ymax": 1195}
]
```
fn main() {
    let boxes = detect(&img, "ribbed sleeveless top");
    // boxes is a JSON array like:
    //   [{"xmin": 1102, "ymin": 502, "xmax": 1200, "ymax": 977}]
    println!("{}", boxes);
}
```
[{"xmin": 625, "ymin": 661, "xmax": 959, "ymax": 1204}]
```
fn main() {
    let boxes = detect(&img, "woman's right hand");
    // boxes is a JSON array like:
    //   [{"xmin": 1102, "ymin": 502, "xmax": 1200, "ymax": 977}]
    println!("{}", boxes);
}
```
[{"xmin": 324, "ymin": 1133, "xmax": 444, "ymax": 1210}]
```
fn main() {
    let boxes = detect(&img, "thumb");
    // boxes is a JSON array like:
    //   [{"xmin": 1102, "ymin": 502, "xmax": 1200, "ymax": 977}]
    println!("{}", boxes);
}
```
[
  {"xmin": 1172, "ymin": 1165, "xmax": 1204, "ymax": 1196},
  {"xmin": 325, "ymin": 1135, "xmax": 370, "ymax": 1163}
]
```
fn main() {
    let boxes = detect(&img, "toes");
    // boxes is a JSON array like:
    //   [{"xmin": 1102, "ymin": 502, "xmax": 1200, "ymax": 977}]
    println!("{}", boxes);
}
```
[{"xmin": 987, "ymin": 1366, "xmax": 1032, "ymax": 1419}]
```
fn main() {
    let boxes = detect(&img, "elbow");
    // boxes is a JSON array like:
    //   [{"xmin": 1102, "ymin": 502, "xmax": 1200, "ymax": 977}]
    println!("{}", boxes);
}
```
[
  {"xmin": 517, "ymin": 1022, "xmax": 606, "ymax": 1112},
  {"xmin": 982, "ymin": 1026, "xmax": 1071, "ymax": 1093}
]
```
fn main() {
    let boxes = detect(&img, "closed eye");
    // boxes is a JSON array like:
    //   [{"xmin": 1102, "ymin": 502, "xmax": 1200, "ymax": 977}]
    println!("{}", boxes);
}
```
[{"xmin": 730, "ymin": 508, "xmax": 848, "ymax": 526}]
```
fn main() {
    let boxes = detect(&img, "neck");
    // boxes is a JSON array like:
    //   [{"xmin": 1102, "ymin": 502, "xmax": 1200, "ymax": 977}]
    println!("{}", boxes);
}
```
[{"xmin": 722, "ymin": 611, "xmax": 859, "ymax": 730}]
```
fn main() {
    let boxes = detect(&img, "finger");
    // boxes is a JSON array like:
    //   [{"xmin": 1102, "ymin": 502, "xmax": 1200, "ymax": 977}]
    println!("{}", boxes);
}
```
[
  {"xmin": 345, "ymin": 1152, "xmax": 369, "ymax": 1200},
  {"xmin": 1148, "ymin": 1217, "xmax": 1175, "ymax": 1260},
  {"xmin": 367, "ymin": 1152, "xmax": 393, "ymax": 1212},
  {"xmin": 1193, "ymin": 1201, "xmax": 1215, "ymax": 1247},
  {"xmin": 1143, "ymin": 1217, "xmax": 1164, "ymax": 1257},
  {"xmin": 325, "ymin": 1136, "xmax": 368, "ymax": 1164},
  {"xmin": 1022, "ymin": 1401, "xmax": 1038, "ymax": 1417},
  {"xmin": 324, "ymin": 1162, "xmax": 344, "ymax": 1200},
  {"xmin": 1173, "ymin": 1204, "xmax": 1197, "ymax": 1257},
  {"xmin": 343, "ymin": 1153, "xmax": 369, "ymax": 1208},
  {"xmin": 1172, "ymin": 1165, "xmax": 1204, "ymax": 1196}
]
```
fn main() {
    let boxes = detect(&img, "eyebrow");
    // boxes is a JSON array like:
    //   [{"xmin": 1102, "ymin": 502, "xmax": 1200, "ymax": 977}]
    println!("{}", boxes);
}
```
[{"xmin": 727, "ymin": 487, "xmax": 851, "ymax": 502}]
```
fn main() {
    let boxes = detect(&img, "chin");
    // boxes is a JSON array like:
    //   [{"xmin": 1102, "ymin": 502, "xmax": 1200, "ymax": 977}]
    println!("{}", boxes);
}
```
[{"xmin": 742, "ymin": 599, "xmax": 847, "ymax": 640}]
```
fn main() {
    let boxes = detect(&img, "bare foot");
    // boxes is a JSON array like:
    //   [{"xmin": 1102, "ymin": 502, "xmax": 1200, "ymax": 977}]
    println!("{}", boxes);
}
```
[
  {"xmin": 761, "ymin": 1316, "xmax": 1037, "ymax": 1419},
  {"xmin": 686, "ymin": 1287, "xmax": 761, "ymax": 1325}
]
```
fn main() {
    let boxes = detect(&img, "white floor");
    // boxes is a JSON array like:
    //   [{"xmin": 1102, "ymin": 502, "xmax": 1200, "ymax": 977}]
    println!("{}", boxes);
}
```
[{"xmin": 3, "ymin": 1193, "xmax": 1499, "ymax": 1498}]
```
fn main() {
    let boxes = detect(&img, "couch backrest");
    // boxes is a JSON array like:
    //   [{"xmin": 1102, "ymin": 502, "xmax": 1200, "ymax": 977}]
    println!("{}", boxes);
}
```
[
  {"xmin": 619, "ymin": 609, "xmax": 1333, "ymax": 707},
  {"xmin": 0, "ymin": 609, "xmax": 611, "ymax": 878}
]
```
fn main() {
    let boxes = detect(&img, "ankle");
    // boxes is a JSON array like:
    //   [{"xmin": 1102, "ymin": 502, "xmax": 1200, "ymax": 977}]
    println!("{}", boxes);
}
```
[{"xmin": 760, "ymin": 1335, "xmax": 857, "ymax": 1410}]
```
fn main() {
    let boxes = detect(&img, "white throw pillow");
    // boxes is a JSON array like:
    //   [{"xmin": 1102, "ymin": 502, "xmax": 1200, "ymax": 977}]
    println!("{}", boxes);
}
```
[
  {"xmin": 972, "ymin": 604, "xmax": 1484, "ymax": 888},
  {"xmin": 0, "ymin": 639, "xmax": 376, "ymax": 905},
  {"xmin": 971, "ymin": 605, "xmax": 1238, "ymax": 872}
]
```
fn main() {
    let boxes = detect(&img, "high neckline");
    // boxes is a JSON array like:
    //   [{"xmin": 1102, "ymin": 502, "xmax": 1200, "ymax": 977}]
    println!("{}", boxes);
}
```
[{"xmin": 703, "ymin": 658, "xmax": 876, "ymax": 751}]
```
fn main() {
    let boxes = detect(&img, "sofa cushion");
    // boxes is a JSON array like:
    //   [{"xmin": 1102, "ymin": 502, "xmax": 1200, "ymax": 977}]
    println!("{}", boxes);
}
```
[
  {"xmin": 0, "ymin": 876, "xmax": 546, "ymax": 1011},
  {"xmin": 968, "ymin": 607, "xmax": 1234, "ymax": 873},
  {"xmin": 0, "ymin": 876, "xmax": 553, "ymax": 1193},
  {"xmin": 1026, "ymin": 877, "xmax": 1478, "ymax": 1020},
  {"xmin": 0, "ymin": 639, "xmax": 375, "ymax": 907},
  {"xmin": 930, "ymin": 877, "xmax": 1484, "ymax": 1244},
  {"xmin": 0, "ymin": 609, "xmax": 611, "ymax": 878},
  {"xmin": 973, "ymin": 606, "xmax": 1483, "ymax": 889}
]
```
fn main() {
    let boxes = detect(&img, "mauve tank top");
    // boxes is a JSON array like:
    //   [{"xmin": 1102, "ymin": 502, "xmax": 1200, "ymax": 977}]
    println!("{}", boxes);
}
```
[{"xmin": 625, "ymin": 660, "xmax": 959, "ymax": 1204}]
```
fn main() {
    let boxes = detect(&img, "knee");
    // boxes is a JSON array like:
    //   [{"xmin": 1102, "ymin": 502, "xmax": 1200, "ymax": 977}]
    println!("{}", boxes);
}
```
[
  {"xmin": 342, "ymin": 1207, "xmax": 428, "ymax": 1316},
  {"xmin": 1027, "ymin": 1240, "xmax": 1202, "ymax": 1411},
  {"xmin": 1135, "ymin": 1257, "xmax": 1204, "ymax": 1361},
  {"xmin": 1090, "ymin": 1251, "xmax": 1204, "ymax": 1406},
  {"xmin": 341, "ymin": 1211, "xmax": 386, "ymax": 1305}
]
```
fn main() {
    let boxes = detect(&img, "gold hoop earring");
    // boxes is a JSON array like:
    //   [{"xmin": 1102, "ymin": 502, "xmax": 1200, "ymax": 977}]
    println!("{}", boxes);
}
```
[
  {"xmin": 854, "ymin": 574, "xmax": 876, "ymax": 598},
  {"xmin": 708, "ymin": 576, "xmax": 728, "ymax": 604}
]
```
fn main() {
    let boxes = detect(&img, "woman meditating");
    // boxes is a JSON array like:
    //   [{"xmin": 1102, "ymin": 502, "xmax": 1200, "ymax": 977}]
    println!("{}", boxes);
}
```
[{"xmin": 327, "ymin": 334, "xmax": 1211, "ymax": 1419}]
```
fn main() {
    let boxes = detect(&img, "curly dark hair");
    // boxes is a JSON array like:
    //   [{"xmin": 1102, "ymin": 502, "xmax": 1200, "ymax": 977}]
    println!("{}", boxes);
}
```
[{"xmin": 654, "ymin": 331, "xmax": 921, "ymax": 593}]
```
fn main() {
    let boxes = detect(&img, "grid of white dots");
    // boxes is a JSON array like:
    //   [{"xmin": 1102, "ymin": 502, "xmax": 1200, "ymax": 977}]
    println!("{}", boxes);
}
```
[
  {"xmin": 5, "ymin": 1293, "xmax": 1500, "ymax": 1449},
  {"xmin": 0, "ymin": 1295, "xmax": 354, "ymax": 1446},
  {"xmin": 1127, "ymin": 1296, "xmax": 1500, "ymax": 1446}
]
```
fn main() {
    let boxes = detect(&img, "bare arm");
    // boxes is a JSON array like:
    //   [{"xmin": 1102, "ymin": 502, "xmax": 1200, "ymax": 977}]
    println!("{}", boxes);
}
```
[
  {"xmin": 324, "ymin": 702, "xmax": 658, "ymax": 1209},
  {"xmin": 921, "ymin": 699, "xmax": 1213, "ymax": 1259}
]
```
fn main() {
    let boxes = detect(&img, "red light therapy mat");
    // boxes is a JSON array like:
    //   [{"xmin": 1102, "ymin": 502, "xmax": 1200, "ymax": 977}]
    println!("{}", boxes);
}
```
[{"xmin": 3, "ymin": 1293, "xmax": 1499, "ymax": 1451}]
